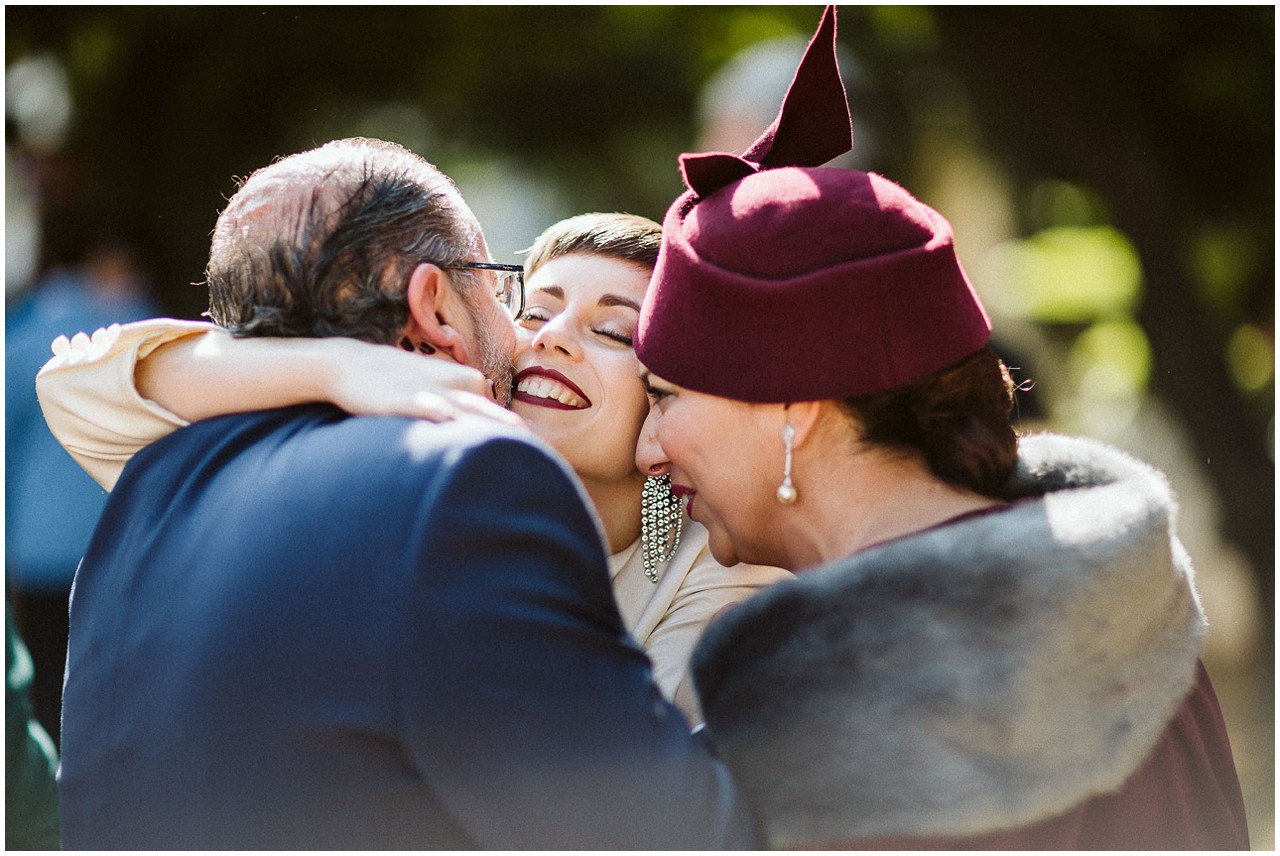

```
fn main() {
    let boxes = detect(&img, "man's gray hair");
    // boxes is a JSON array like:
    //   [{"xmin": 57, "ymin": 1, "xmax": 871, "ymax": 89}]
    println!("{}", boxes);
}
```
[{"xmin": 206, "ymin": 138, "xmax": 482, "ymax": 343}]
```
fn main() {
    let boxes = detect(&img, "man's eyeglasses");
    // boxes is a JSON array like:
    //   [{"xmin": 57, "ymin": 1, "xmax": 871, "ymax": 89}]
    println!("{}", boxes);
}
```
[{"xmin": 440, "ymin": 262, "xmax": 525, "ymax": 318}]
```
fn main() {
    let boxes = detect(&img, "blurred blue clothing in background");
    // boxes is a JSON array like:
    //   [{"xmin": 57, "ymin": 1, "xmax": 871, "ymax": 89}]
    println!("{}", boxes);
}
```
[
  {"xmin": 6, "ymin": 268, "xmax": 158, "ymax": 592},
  {"xmin": 5, "ymin": 264, "xmax": 158, "ymax": 744}
]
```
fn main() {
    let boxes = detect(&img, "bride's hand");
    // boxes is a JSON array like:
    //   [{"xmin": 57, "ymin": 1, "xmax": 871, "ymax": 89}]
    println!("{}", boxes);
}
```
[{"xmin": 317, "ymin": 338, "xmax": 522, "ymax": 427}]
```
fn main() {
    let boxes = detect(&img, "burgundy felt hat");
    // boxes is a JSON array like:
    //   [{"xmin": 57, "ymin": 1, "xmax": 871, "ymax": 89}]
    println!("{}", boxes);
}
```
[{"xmin": 635, "ymin": 5, "xmax": 992, "ymax": 403}]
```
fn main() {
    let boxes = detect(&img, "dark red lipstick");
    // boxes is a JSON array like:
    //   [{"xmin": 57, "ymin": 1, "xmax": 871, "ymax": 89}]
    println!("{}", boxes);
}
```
[
  {"xmin": 512, "ymin": 366, "xmax": 592, "ymax": 410},
  {"xmin": 671, "ymin": 483, "xmax": 695, "ymax": 516}
]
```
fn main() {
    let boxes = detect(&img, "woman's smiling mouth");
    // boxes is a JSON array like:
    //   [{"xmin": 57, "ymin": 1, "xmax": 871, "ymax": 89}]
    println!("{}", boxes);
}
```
[{"xmin": 513, "ymin": 367, "xmax": 591, "ymax": 410}]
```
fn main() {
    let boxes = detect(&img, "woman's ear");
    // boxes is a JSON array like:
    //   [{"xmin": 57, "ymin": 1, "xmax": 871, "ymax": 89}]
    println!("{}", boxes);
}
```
[
  {"xmin": 403, "ymin": 263, "xmax": 471, "ymax": 367},
  {"xmin": 783, "ymin": 399, "xmax": 824, "ymax": 448}
]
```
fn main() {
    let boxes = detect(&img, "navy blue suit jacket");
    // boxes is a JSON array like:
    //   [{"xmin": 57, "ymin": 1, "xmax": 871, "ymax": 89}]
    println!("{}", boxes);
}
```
[{"xmin": 59, "ymin": 404, "xmax": 752, "ymax": 849}]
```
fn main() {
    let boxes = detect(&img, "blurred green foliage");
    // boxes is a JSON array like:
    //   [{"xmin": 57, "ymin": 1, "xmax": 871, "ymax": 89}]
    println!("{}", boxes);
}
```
[{"xmin": 989, "ymin": 225, "xmax": 1143, "ymax": 323}]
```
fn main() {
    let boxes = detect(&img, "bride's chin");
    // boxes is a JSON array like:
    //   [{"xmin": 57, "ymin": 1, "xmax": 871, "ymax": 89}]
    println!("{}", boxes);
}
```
[{"xmin": 512, "ymin": 408, "xmax": 566, "ymax": 447}]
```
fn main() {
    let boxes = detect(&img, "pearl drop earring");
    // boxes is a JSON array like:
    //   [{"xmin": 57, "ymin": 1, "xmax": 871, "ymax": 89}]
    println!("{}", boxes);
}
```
[{"xmin": 777, "ymin": 422, "xmax": 798, "ymax": 504}]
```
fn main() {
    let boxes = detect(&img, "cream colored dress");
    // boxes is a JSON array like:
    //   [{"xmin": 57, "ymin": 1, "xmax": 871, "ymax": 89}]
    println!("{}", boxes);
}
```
[
  {"xmin": 607, "ymin": 526, "xmax": 789, "ymax": 721},
  {"xmin": 36, "ymin": 318, "xmax": 792, "ymax": 723}
]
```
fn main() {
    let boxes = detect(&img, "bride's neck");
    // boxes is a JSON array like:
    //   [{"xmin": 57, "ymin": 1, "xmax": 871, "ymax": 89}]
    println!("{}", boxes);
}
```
[{"xmin": 582, "ymin": 475, "xmax": 646, "ymax": 555}]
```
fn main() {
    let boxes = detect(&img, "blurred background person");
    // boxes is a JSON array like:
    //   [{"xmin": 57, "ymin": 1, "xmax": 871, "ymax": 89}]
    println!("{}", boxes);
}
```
[
  {"xmin": 5, "ymin": 195, "xmax": 159, "ymax": 746},
  {"xmin": 7, "ymin": 54, "xmax": 163, "ymax": 747}
]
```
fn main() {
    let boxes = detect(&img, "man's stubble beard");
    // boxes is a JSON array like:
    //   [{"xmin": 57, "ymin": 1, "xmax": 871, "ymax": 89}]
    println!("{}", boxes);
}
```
[
  {"xmin": 487, "ymin": 354, "xmax": 515, "ymax": 409},
  {"xmin": 469, "ymin": 308, "xmax": 515, "ymax": 408}
]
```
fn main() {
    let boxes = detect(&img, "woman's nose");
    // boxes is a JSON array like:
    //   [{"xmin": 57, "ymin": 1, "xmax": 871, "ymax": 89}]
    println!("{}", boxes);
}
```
[
  {"xmin": 635, "ymin": 410, "xmax": 671, "ymax": 476},
  {"xmin": 531, "ymin": 316, "xmax": 580, "ymax": 359}
]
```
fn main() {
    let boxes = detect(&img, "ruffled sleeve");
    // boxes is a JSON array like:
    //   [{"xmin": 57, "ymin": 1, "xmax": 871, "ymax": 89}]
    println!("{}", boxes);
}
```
[{"xmin": 35, "ymin": 318, "xmax": 213, "ymax": 491}]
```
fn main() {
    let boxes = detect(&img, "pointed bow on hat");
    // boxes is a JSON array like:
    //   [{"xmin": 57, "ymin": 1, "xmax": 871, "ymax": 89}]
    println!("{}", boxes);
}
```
[{"xmin": 636, "ymin": 5, "xmax": 991, "ymax": 402}]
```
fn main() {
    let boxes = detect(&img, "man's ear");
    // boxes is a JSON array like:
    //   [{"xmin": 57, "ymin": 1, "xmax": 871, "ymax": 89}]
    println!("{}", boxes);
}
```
[{"xmin": 404, "ymin": 263, "xmax": 472, "ymax": 367}]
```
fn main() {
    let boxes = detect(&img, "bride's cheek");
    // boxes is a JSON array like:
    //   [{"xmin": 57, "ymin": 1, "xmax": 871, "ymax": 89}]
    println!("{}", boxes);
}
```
[{"xmin": 513, "ymin": 326, "xmax": 536, "ymax": 356}]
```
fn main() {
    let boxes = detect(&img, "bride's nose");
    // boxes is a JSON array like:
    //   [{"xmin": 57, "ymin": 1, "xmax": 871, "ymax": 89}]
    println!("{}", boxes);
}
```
[{"xmin": 530, "ymin": 315, "xmax": 581, "ymax": 360}]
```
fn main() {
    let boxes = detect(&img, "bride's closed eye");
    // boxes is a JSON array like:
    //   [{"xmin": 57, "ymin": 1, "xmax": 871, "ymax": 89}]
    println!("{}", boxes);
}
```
[
  {"xmin": 519, "ymin": 306, "xmax": 633, "ymax": 348},
  {"xmin": 593, "ymin": 326, "xmax": 633, "ymax": 347}
]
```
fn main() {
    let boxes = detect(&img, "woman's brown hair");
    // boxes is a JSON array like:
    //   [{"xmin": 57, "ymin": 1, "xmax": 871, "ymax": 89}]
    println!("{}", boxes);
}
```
[{"xmin": 837, "ymin": 347, "xmax": 1019, "ymax": 497}]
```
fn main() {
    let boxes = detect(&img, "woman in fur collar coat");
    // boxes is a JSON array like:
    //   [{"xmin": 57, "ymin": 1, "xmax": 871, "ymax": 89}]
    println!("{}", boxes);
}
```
[{"xmin": 633, "ymin": 7, "xmax": 1248, "ymax": 848}]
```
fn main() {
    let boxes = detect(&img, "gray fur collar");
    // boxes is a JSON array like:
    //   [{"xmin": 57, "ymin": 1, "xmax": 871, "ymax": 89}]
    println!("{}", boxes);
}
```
[{"xmin": 692, "ymin": 433, "xmax": 1205, "ymax": 847}]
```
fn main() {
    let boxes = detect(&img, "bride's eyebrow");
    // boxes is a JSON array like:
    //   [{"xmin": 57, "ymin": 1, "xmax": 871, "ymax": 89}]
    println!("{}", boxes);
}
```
[
  {"xmin": 598, "ymin": 294, "xmax": 641, "ymax": 312},
  {"xmin": 528, "ymin": 285, "xmax": 564, "ymax": 300}
]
